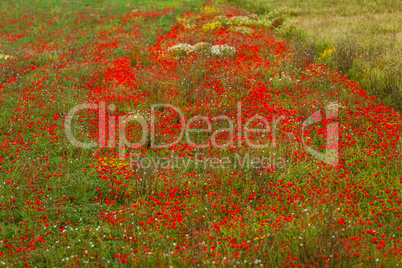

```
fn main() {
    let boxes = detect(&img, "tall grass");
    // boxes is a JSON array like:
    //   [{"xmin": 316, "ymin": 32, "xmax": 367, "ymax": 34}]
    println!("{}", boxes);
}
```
[{"xmin": 225, "ymin": 0, "xmax": 402, "ymax": 110}]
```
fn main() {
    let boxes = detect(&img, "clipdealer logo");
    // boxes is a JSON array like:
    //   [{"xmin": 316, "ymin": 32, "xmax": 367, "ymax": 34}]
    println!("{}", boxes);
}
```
[{"xmin": 65, "ymin": 101, "xmax": 339, "ymax": 166}]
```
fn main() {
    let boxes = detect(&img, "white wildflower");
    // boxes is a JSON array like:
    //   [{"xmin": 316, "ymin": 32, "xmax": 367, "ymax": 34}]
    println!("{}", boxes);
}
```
[
  {"xmin": 0, "ymin": 53, "xmax": 12, "ymax": 61},
  {"xmin": 230, "ymin": 26, "xmax": 254, "ymax": 35},
  {"xmin": 192, "ymin": 42, "xmax": 211, "ymax": 53},
  {"xmin": 167, "ymin": 43, "xmax": 194, "ymax": 56},
  {"xmin": 213, "ymin": 15, "xmax": 229, "ymax": 25},
  {"xmin": 183, "ymin": 23, "xmax": 196, "ymax": 29},
  {"xmin": 210, "ymin": 44, "xmax": 236, "ymax": 57}
]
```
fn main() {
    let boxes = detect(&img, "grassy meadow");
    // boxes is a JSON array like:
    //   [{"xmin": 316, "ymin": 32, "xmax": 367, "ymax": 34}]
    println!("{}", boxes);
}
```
[
  {"xmin": 0, "ymin": 0, "xmax": 401, "ymax": 267},
  {"xmin": 226, "ymin": 0, "xmax": 402, "ymax": 110}
]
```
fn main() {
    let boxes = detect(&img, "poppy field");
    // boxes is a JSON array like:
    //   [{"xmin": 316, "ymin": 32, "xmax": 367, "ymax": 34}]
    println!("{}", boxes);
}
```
[{"xmin": 0, "ymin": 0, "xmax": 401, "ymax": 267}]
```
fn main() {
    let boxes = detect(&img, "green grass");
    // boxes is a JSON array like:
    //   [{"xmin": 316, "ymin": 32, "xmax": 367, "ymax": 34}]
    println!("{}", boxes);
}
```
[
  {"xmin": 0, "ymin": 1, "xmax": 401, "ymax": 267},
  {"xmin": 225, "ymin": 0, "xmax": 402, "ymax": 110},
  {"xmin": 0, "ymin": 1, "xmax": 204, "ymax": 266}
]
